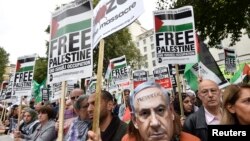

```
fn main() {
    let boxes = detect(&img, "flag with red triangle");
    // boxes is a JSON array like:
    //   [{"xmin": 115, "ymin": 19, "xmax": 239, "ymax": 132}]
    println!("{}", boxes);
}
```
[
  {"xmin": 230, "ymin": 63, "xmax": 250, "ymax": 84},
  {"xmin": 154, "ymin": 6, "xmax": 198, "ymax": 65},
  {"xmin": 184, "ymin": 35, "xmax": 229, "ymax": 91},
  {"xmin": 50, "ymin": 0, "xmax": 92, "ymax": 39}
]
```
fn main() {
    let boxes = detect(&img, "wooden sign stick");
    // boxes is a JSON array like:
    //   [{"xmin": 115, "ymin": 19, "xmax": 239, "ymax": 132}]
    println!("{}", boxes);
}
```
[
  {"xmin": 17, "ymin": 96, "xmax": 23, "ymax": 129},
  {"xmin": 57, "ymin": 81, "xmax": 66, "ymax": 141},
  {"xmin": 92, "ymin": 39, "xmax": 105, "ymax": 133}
]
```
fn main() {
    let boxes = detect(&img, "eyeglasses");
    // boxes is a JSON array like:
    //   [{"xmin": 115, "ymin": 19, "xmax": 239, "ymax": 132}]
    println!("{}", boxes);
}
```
[
  {"xmin": 199, "ymin": 88, "xmax": 219, "ymax": 96},
  {"xmin": 70, "ymin": 96, "xmax": 79, "ymax": 100}
]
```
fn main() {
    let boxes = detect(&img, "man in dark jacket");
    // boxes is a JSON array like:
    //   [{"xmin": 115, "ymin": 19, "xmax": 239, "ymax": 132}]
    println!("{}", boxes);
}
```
[
  {"xmin": 183, "ymin": 79, "xmax": 222, "ymax": 141},
  {"xmin": 87, "ymin": 90, "xmax": 127, "ymax": 141}
]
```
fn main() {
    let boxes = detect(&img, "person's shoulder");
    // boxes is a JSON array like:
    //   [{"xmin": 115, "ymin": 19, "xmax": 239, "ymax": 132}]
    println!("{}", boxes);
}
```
[
  {"xmin": 180, "ymin": 131, "xmax": 201, "ymax": 141},
  {"xmin": 122, "ymin": 134, "xmax": 136, "ymax": 141}
]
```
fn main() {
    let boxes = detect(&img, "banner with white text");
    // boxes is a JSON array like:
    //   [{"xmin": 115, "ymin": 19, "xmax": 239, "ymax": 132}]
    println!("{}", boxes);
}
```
[
  {"xmin": 48, "ymin": 0, "xmax": 93, "ymax": 84},
  {"xmin": 133, "ymin": 70, "xmax": 148, "ymax": 89},
  {"xmin": 13, "ymin": 54, "xmax": 36, "ymax": 97},
  {"xmin": 154, "ymin": 6, "xmax": 198, "ymax": 64},
  {"xmin": 93, "ymin": 0, "xmax": 144, "ymax": 47},
  {"xmin": 224, "ymin": 48, "xmax": 236, "ymax": 73},
  {"xmin": 153, "ymin": 66, "xmax": 172, "ymax": 89}
]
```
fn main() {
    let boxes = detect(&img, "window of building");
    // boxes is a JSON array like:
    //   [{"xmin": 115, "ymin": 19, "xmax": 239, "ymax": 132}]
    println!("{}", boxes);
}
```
[
  {"xmin": 144, "ymin": 62, "xmax": 148, "ymax": 68},
  {"xmin": 151, "ymin": 44, "xmax": 154, "ymax": 50},
  {"xmin": 144, "ymin": 54, "xmax": 148, "ymax": 60},
  {"xmin": 144, "ymin": 47, "xmax": 147, "ymax": 52},
  {"xmin": 150, "ymin": 36, "xmax": 153, "ymax": 42},
  {"xmin": 152, "ymin": 52, "xmax": 155, "ymax": 58},
  {"xmin": 152, "ymin": 60, "xmax": 156, "ymax": 66},
  {"xmin": 143, "ymin": 39, "xmax": 146, "ymax": 44}
]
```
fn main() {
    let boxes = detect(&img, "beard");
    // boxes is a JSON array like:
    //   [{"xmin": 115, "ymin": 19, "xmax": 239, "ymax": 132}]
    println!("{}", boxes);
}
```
[{"xmin": 100, "ymin": 109, "xmax": 109, "ymax": 124}]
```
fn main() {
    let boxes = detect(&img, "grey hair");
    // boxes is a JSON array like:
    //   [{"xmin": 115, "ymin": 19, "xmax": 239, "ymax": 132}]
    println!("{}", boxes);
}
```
[
  {"xmin": 74, "ymin": 95, "xmax": 89, "ymax": 110},
  {"xmin": 130, "ymin": 81, "xmax": 170, "ymax": 116}
]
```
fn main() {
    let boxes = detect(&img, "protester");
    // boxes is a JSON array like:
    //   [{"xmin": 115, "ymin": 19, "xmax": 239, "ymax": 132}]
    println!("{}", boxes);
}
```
[
  {"xmin": 118, "ymin": 89, "xmax": 131, "ymax": 123},
  {"xmin": 34, "ymin": 102, "xmax": 43, "ymax": 112},
  {"xmin": 173, "ymin": 93, "xmax": 196, "ymax": 126},
  {"xmin": 70, "ymin": 88, "xmax": 84, "ymax": 105},
  {"xmin": 87, "ymin": 90, "xmax": 127, "ymax": 141},
  {"xmin": 183, "ymin": 79, "xmax": 222, "ymax": 141},
  {"xmin": 64, "ymin": 99, "xmax": 74, "ymax": 119},
  {"xmin": 221, "ymin": 84, "xmax": 250, "ymax": 125},
  {"xmin": 55, "ymin": 88, "xmax": 84, "ymax": 136},
  {"xmin": 112, "ymin": 98, "xmax": 120, "ymax": 116},
  {"xmin": 5, "ymin": 104, "xmax": 19, "ymax": 134},
  {"xmin": 186, "ymin": 90, "xmax": 199, "ymax": 111},
  {"xmin": 29, "ymin": 106, "xmax": 57, "ymax": 141},
  {"xmin": 14, "ymin": 108, "xmax": 40, "ymax": 139},
  {"xmin": 65, "ymin": 95, "xmax": 91, "ymax": 141},
  {"xmin": 88, "ymin": 81, "xmax": 200, "ymax": 141},
  {"xmin": 121, "ymin": 98, "xmax": 142, "ymax": 141}
]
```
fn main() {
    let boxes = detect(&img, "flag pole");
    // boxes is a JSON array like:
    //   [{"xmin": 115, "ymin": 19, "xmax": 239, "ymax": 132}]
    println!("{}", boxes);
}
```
[
  {"xmin": 93, "ymin": 39, "xmax": 105, "ymax": 134},
  {"xmin": 3, "ymin": 100, "xmax": 7, "ymax": 122},
  {"xmin": 175, "ymin": 64, "xmax": 184, "ymax": 117}
]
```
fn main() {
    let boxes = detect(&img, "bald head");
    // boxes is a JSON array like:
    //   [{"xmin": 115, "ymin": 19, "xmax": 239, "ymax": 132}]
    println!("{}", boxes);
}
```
[
  {"xmin": 198, "ymin": 79, "xmax": 219, "ymax": 91},
  {"xmin": 198, "ymin": 79, "xmax": 221, "ymax": 110},
  {"xmin": 70, "ymin": 88, "xmax": 83, "ymax": 103}
]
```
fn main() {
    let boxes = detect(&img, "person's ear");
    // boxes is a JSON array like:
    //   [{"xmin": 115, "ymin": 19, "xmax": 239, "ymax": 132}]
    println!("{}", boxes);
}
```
[
  {"xmin": 226, "ymin": 104, "xmax": 236, "ymax": 114},
  {"xmin": 107, "ymin": 101, "xmax": 113, "ymax": 110}
]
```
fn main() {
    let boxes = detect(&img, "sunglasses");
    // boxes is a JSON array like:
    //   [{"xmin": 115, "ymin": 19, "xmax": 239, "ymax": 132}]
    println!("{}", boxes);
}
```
[{"xmin": 70, "ymin": 96, "xmax": 79, "ymax": 100}]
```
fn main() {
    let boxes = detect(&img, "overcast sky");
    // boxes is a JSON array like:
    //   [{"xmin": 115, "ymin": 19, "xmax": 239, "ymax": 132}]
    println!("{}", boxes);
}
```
[{"xmin": 0, "ymin": 0, "xmax": 156, "ymax": 64}]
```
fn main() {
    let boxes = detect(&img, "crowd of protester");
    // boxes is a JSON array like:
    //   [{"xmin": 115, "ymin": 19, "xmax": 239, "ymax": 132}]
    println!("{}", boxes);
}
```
[{"xmin": 0, "ymin": 77, "xmax": 250, "ymax": 141}]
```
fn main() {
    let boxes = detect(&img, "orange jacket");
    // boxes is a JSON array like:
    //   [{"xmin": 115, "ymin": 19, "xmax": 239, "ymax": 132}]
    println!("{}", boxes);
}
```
[{"xmin": 122, "ymin": 131, "xmax": 200, "ymax": 141}]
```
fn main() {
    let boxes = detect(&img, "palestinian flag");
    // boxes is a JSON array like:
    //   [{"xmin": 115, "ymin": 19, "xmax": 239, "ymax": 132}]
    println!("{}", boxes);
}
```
[
  {"xmin": 111, "ymin": 55, "xmax": 127, "ymax": 69},
  {"xmin": 16, "ymin": 56, "xmax": 36, "ymax": 72},
  {"xmin": 105, "ymin": 61, "xmax": 112, "ymax": 80},
  {"xmin": 184, "ymin": 35, "xmax": 229, "ymax": 91},
  {"xmin": 154, "ymin": 7, "xmax": 194, "ymax": 33},
  {"xmin": 51, "ymin": 0, "xmax": 92, "ymax": 39},
  {"xmin": 224, "ymin": 48, "xmax": 236, "ymax": 73},
  {"xmin": 230, "ymin": 63, "xmax": 250, "ymax": 84},
  {"xmin": 88, "ymin": 78, "xmax": 97, "ymax": 94},
  {"xmin": 105, "ymin": 55, "xmax": 127, "ymax": 79}
]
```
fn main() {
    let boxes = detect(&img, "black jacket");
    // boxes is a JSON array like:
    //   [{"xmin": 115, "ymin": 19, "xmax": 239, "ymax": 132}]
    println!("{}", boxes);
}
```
[{"xmin": 182, "ymin": 106, "xmax": 208, "ymax": 141}]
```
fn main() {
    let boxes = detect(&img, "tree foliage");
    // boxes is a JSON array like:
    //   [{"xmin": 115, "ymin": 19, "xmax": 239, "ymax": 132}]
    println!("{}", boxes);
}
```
[
  {"xmin": 93, "ymin": 28, "xmax": 143, "ymax": 74},
  {"xmin": 33, "ymin": 57, "xmax": 48, "ymax": 84},
  {"xmin": 157, "ymin": 0, "xmax": 250, "ymax": 48},
  {"xmin": 0, "ymin": 47, "xmax": 9, "ymax": 83}
]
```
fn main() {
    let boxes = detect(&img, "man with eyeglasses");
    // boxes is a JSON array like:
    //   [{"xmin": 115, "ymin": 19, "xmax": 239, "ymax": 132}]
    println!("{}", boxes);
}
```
[
  {"xmin": 183, "ymin": 79, "xmax": 222, "ymax": 141},
  {"xmin": 55, "ymin": 88, "xmax": 84, "ymax": 138},
  {"xmin": 70, "ymin": 88, "xmax": 84, "ymax": 104},
  {"xmin": 65, "ymin": 95, "xmax": 90, "ymax": 141}
]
